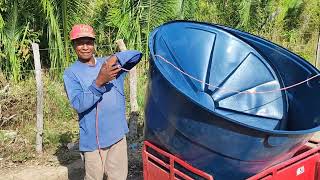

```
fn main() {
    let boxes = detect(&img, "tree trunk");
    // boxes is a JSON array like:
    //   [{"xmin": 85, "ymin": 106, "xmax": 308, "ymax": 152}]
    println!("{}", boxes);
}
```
[{"xmin": 115, "ymin": 39, "xmax": 138, "ymax": 139}]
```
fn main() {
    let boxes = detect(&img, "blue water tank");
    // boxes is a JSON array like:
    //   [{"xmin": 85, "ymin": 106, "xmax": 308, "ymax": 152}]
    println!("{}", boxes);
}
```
[{"xmin": 144, "ymin": 21, "xmax": 320, "ymax": 180}]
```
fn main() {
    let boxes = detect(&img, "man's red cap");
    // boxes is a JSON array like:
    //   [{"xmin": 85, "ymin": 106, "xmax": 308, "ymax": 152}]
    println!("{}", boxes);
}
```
[{"xmin": 70, "ymin": 24, "xmax": 95, "ymax": 41}]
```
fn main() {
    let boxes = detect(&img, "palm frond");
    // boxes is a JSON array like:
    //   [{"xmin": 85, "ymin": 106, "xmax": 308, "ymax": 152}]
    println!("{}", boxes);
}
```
[
  {"xmin": 140, "ymin": 0, "xmax": 179, "ymax": 29},
  {"xmin": 275, "ymin": 0, "xmax": 303, "ymax": 26},
  {"xmin": 0, "ymin": 15, "xmax": 4, "ymax": 31},
  {"xmin": 40, "ymin": 0, "xmax": 65, "ymax": 70},
  {"xmin": 195, "ymin": 0, "xmax": 219, "ymax": 23},
  {"xmin": 237, "ymin": 0, "xmax": 252, "ymax": 31},
  {"xmin": 178, "ymin": 0, "xmax": 198, "ymax": 19},
  {"xmin": 2, "ymin": 0, "xmax": 22, "ymax": 82}
]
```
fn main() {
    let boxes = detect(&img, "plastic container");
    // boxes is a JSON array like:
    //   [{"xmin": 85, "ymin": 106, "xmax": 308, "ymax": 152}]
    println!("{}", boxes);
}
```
[{"xmin": 144, "ymin": 21, "xmax": 320, "ymax": 179}]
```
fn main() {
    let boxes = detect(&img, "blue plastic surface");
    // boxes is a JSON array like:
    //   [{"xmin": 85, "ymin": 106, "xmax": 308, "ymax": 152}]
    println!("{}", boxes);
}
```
[{"xmin": 144, "ymin": 21, "xmax": 320, "ymax": 180}]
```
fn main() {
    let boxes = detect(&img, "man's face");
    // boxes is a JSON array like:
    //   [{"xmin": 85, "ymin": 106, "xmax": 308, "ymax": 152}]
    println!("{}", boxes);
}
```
[{"xmin": 73, "ymin": 37, "xmax": 95, "ymax": 61}]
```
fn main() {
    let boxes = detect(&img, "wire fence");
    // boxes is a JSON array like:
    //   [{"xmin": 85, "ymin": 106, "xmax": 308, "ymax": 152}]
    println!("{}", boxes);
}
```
[
  {"xmin": 3, "ymin": 59, "xmax": 316, "ymax": 100},
  {"xmin": 0, "ymin": 32, "xmax": 319, "ymax": 156},
  {"xmin": 1, "ymin": 30, "xmax": 318, "ymax": 78},
  {"xmin": 0, "ymin": 36, "xmax": 318, "ymax": 97},
  {"xmin": 29, "ymin": 43, "xmax": 147, "ymax": 51},
  {"xmin": 0, "ymin": 41, "xmax": 145, "ymax": 155},
  {"xmin": 0, "ymin": 34, "xmax": 318, "ymax": 89}
]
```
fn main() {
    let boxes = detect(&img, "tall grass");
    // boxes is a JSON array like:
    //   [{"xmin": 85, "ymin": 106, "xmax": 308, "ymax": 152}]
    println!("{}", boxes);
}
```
[
  {"xmin": 0, "ymin": 74, "xmax": 78, "ymax": 162},
  {"xmin": 1, "ymin": 0, "xmax": 319, "ymax": 81}
]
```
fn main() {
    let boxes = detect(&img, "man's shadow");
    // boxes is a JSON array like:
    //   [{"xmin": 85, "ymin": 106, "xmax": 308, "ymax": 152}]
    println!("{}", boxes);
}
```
[{"xmin": 55, "ymin": 132, "xmax": 84, "ymax": 180}]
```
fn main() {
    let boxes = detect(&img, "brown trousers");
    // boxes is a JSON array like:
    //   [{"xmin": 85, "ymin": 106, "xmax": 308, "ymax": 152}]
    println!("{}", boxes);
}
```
[{"xmin": 82, "ymin": 137, "xmax": 128, "ymax": 180}]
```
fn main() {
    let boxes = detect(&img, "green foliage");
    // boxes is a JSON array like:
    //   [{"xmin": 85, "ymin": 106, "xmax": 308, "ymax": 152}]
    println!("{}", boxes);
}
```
[
  {"xmin": 40, "ymin": 0, "xmax": 91, "ymax": 72},
  {"xmin": 274, "ymin": 0, "xmax": 303, "ymax": 27},
  {"xmin": 178, "ymin": 0, "xmax": 199, "ymax": 19},
  {"xmin": 0, "ymin": 75, "xmax": 78, "ymax": 162},
  {"xmin": 42, "ymin": 75, "xmax": 78, "ymax": 150},
  {"xmin": 0, "ymin": 0, "xmax": 40, "ymax": 82},
  {"xmin": 137, "ymin": 73, "xmax": 148, "ymax": 109},
  {"xmin": 195, "ymin": 0, "xmax": 219, "ymax": 22},
  {"xmin": 0, "ymin": 0, "xmax": 318, "ymax": 81},
  {"xmin": 236, "ymin": 0, "xmax": 268, "ymax": 32},
  {"xmin": 0, "ymin": 0, "xmax": 93, "ymax": 81},
  {"xmin": 0, "ymin": 15, "xmax": 3, "ymax": 31},
  {"xmin": 237, "ymin": 0, "xmax": 253, "ymax": 31}
]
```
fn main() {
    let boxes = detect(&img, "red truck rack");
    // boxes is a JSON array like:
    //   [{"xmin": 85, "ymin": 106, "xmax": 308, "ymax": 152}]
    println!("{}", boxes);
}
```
[
  {"xmin": 143, "ymin": 141, "xmax": 213, "ymax": 180},
  {"xmin": 142, "ymin": 139, "xmax": 320, "ymax": 180}
]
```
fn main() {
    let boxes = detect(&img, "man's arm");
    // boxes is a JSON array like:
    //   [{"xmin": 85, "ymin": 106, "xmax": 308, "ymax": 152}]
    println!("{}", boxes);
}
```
[
  {"xmin": 63, "ymin": 70, "xmax": 107, "ymax": 113},
  {"xmin": 115, "ymin": 50, "xmax": 143, "ymax": 71}
]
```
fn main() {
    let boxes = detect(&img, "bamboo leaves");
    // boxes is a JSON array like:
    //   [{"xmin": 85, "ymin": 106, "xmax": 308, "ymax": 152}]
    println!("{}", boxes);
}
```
[
  {"xmin": 1, "ymin": 1, "xmax": 23, "ymax": 81},
  {"xmin": 237, "ymin": 0, "xmax": 252, "ymax": 31},
  {"xmin": 1, "ymin": 0, "xmax": 320, "ymax": 80},
  {"xmin": 0, "ymin": 15, "xmax": 3, "ymax": 31},
  {"xmin": 40, "ymin": 0, "xmax": 91, "ymax": 72}
]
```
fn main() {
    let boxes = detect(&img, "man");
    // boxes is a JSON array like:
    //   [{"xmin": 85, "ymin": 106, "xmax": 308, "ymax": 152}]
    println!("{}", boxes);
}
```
[{"xmin": 63, "ymin": 24, "xmax": 142, "ymax": 180}]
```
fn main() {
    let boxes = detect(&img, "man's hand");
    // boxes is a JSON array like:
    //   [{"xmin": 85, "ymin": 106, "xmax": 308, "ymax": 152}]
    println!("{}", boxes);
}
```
[{"xmin": 96, "ymin": 55, "xmax": 121, "ymax": 87}]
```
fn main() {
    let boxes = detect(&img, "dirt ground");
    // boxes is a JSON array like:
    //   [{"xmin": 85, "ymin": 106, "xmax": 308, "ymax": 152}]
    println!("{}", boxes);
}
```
[
  {"xmin": 1, "ymin": 132, "xmax": 320, "ymax": 180},
  {"xmin": 0, "ymin": 136, "xmax": 144, "ymax": 180}
]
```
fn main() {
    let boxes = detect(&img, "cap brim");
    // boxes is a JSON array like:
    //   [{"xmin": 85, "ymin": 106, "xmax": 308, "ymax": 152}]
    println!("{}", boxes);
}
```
[{"xmin": 71, "ymin": 33, "xmax": 95, "ymax": 40}]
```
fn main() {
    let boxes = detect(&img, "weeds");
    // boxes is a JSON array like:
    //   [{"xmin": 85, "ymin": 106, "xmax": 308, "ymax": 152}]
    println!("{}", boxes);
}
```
[
  {"xmin": 0, "ymin": 74, "xmax": 78, "ymax": 165},
  {"xmin": 0, "ymin": 72, "xmax": 147, "ymax": 166}
]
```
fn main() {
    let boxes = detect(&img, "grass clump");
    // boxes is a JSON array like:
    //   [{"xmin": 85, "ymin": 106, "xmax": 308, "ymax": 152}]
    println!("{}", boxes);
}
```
[{"xmin": 0, "ymin": 75, "xmax": 78, "ymax": 165}]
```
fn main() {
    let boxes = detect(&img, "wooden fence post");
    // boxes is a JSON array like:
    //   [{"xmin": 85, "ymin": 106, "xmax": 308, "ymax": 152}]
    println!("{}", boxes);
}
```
[
  {"xmin": 115, "ymin": 39, "xmax": 138, "ymax": 138},
  {"xmin": 32, "ymin": 43, "xmax": 44, "ymax": 154}
]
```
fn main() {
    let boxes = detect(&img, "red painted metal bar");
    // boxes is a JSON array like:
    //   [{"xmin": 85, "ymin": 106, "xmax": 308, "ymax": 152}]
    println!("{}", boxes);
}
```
[
  {"xmin": 315, "ymin": 161, "xmax": 320, "ymax": 180},
  {"xmin": 174, "ymin": 169, "xmax": 194, "ymax": 180},
  {"xmin": 174, "ymin": 156, "xmax": 213, "ymax": 179},
  {"xmin": 143, "ymin": 141, "xmax": 214, "ymax": 180},
  {"xmin": 142, "ymin": 142, "xmax": 148, "ymax": 180},
  {"xmin": 143, "ymin": 140, "xmax": 320, "ymax": 180},
  {"xmin": 248, "ymin": 140, "xmax": 320, "ymax": 180}
]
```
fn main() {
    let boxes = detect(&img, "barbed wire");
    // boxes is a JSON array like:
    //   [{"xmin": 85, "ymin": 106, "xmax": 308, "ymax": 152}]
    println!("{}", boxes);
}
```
[
  {"xmin": 28, "ymin": 39, "xmax": 317, "ymax": 52},
  {"xmin": 0, "ymin": 59, "xmax": 146, "ymax": 76},
  {"xmin": 0, "ymin": 67, "xmax": 67, "ymax": 76},
  {"xmin": 30, "ymin": 43, "xmax": 148, "ymax": 51},
  {"xmin": 1, "ymin": 55, "xmax": 319, "ymax": 103},
  {"xmin": 1, "ymin": 42, "xmax": 150, "ymax": 76},
  {"xmin": 1, "ymin": 38, "xmax": 318, "ymax": 96}
]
